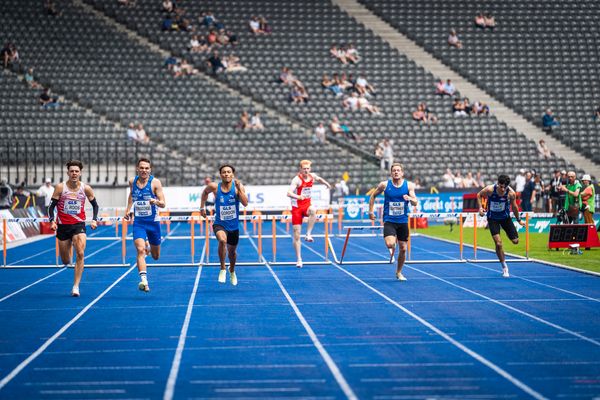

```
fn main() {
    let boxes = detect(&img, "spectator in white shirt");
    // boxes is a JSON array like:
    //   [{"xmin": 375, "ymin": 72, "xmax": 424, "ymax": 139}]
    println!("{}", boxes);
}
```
[{"xmin": 37, "ymin": 178, "xmax": 54, "ymax": 207}]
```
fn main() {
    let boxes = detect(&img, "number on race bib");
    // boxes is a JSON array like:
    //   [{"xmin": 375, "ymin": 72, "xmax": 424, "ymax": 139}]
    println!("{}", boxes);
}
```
[
  {"xmin": 301, "ymin": 187, "xmax": 311, "ymax": 198},
  {"xmin": 65, "ymin": 200, "xmax": 81, "ymax": 215},
  {"xmin": 389, "ymin": 201, "xmax": 405, "ymax": 216},
  {"xmin": 489, "ymin": 201, "xmax": 505, "ymax": 212},
  {"xmin": 220, "ymin": 205, "xmax": 237, "ymax": 220},
  {"xmin": 134, "ymin": 200, "xmax": 152, "ymax": 217}
]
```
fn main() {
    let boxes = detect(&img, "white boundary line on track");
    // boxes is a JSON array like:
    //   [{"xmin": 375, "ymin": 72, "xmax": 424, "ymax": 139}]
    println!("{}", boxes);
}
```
[
  {"xmin": 0, "ymin": 264, "xmax": 137, "ymax": 391},
  {"xmin": 0, "ymin": 268, "xmax": 66, "ymax": 303},
  {"xmin": 246, "ymin": 232, "xmax": 358, "ymax": 400},
  {"xmin": 298, "ymin": 243, "xmax": 548, "ymax": 400},
  {"xmin": 162, "ymin": 242, "xmax": 205, "ymax": 400},
  {"xmin": 350, "ymin": 239, "xmax": 600, "ymax": 347}
]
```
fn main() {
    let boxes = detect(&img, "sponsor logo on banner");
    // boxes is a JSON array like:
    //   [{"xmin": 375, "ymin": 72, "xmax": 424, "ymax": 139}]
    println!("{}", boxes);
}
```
[{"xmin": 156, "ymin": 185, "xmax": 331, "ymax": 210}]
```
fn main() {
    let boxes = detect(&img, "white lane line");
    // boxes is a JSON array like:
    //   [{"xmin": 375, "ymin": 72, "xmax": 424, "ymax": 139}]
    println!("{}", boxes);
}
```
[
  {"xmin": 34, "ymin": 366, "xmax": 159, "ymax": 371},
  {"xmin": 299, "ymin": 243, "xmax": 548, "ymax": 400},
  {"xmin": 0, "ymin": 264, "xmax": 137, "ymax": 390},
  {"xmin": 215, "ymin": 388, "xmax": 301, "ymax": 393},
  {"xmin": 350, "ymin": 240, "xmax": 600, "ymax": 347},
  {"xmin": 192, "ymin": 364, "xmax": 317, "ymax": 369},
  {"xmin": 25, "ymin": 380, "xmax": 155, "ymax": 386},
  {"xmin": 508, "ymin": 361, "xmax": 600, "ymax": 366},
  {"xmin": 191, "ymin": 379, "xmax": 326, "ymax": 384},
  {"xmin": 0, "ymin": 268, "xmax": 66, "ymax": 303},
  {"xmin": 162, "ymin": 243, "xmax": 204, "ymax": 400},
  {"xmin": 350, "ymin": 362, "xmax": 474, "ymax": 368},
  {"xmin": 247, "ymin": 233, "xmax": 358, "ymax": 400},
  {"xmin": 7, "ymin": 247, "xmax": 54, "ymax": 265},
  {"xmin": 40, "ymin": 389, "xmax": 126, "ymax": 394}
]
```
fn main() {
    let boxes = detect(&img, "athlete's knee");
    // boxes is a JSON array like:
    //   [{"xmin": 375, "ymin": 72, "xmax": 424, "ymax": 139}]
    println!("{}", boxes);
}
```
[
  {"xmin": 399, "ymin": 242, "xmax": 408, "ymax": 252},
  {"xmin": 511, "ymin": 238, "xmax": 519, "ymax": 245},
  {"xmin": 217, "ymin": 236, "xmax": 227, "ymax": 245}
]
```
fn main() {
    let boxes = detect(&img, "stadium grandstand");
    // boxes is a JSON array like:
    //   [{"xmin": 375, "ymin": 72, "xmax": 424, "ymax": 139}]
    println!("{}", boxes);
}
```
[{"xmin": 0, "ymin": 0, "xmax": 599, "ymax": 399}]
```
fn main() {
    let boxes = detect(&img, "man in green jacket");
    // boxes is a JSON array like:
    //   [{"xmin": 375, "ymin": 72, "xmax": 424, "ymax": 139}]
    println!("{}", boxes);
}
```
[
  {"xmin": 580, "ymin": 174, "xmax": 596, "ymax": 225},
  {"xmin": 561, "ymin": 171, "xmax": 582, "ymax": 224}
]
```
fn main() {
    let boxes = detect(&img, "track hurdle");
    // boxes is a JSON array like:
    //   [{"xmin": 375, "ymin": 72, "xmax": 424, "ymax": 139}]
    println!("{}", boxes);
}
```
[{"xmin": 332, "ymin": 225, "xmax": 394, "ymax": 265}]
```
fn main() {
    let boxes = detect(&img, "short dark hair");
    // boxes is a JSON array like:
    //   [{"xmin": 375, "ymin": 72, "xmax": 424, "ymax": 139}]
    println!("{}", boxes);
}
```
[
  {"xmin": 137, "ymin": 158, "xmax": 151, "ymax": 167},
  {"xmin": 219, "ymin": 164, "xmax": 235, "ymax": 174},
  {"xmin": 497, "ymin": 175, "xmax": 510, "ymax": 186},
  {"xmin": 390, "ymin": 162, "xmax": 404, "ymax": 171},
  {"xmin": 66, "ymin": 160, "xmax": 83, "ymax": 170}
]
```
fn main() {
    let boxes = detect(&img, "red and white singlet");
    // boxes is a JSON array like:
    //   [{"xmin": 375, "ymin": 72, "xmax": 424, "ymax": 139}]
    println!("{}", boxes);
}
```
[
  {"xmin": 291, "ymin": 174, "xmax": 313, "ymax": 209},
  {"xmin": 57, "ymin": 182, "xmax": 87, "ymax": 224}
]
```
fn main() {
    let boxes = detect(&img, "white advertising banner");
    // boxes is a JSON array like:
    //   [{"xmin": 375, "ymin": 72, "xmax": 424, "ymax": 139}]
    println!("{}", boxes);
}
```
[
  {"xmin": 153, "ymin": 185, "xmax": 331, "ymax": 211},
  {"xmin": 0, "ymin": 210, "xmax": 27, "ymax": 243}
]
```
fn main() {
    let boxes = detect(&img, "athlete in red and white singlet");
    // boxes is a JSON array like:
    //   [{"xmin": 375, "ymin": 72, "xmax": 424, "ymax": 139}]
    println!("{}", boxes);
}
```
[
  {"xmin": 48, "ymin": 160, "xmax": 99, "ymax": 297},
  {"xmin": 287, "ymin": 160, "xmax": 331, "ymax": 268}
]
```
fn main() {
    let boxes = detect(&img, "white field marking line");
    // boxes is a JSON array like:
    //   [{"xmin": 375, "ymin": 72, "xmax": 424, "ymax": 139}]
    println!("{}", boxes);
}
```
[
  {"xmin": 40, "ymin": 389, "xmax": 125, "ymax": 394},
  {"xmin": 162, "ymin": 241, "xmax": 204, "ymax": 400},
  {"xmin": 34, "ymin": 365, "xmax": 159, "ymax": 371},
  {"xmin": 0, "ymin": 264, "xmax": 137, "ymax": 390},
  {"xmin": 507, "ymin": 361, "xmax": 600, "ymax": 366},
  {"xmin": 215, "ymin": 388, "xmax": 301, "ymax": 393},
  {"xmin": 351, "ymin": 362, "xmax": 474, "ymax": 367},
  {"xmin": 298, "ymin": 244, "xmax": 548, "ymax": 400},
  {"xmin": 191, "ymin": 379, "xmax": 326, "ymax": 384},
  {"xmin": 0, "ymin": 268, "xmax": 66, "ymax": 303},
  {"xmin": 25, "ymin": 380, "xmax": 155, "ymax": 386},
  {"xmin": 246, "ymin": 233, "xmax": 358, "ymax": 400},
  {"xmin": 192, "ymin": 364, "xmax": 317, "ymax": 369},
  {"xmin": 353, "ymin": 240, "xmax": 600, "ymax": 347},
  {"xmin": 410, "ymin": 242, "xmax": 600, "ymax": 303}
]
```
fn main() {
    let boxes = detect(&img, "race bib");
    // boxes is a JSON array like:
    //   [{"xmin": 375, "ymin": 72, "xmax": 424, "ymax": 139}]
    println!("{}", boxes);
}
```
[
  {"xmin": 134, "ymin": 200, "xmax": 152, "ymax": 217},
  {"xmin": 64, "ymin": 199, "xmax": 81, "ymax": 215},
  {"xmin": 301, "ymin": 187, "xmax": 312, "ymax": 198},
  {"xmin": 220, "ymin": 205, "xmax": 237, "ymax": 220},
  {"xmin": 489, "ymin": 201, "xmax": 505, "ymax": 212},
  {"xmin": 389, "ymin": 201, "xmax": 405, "ymax": 216}
]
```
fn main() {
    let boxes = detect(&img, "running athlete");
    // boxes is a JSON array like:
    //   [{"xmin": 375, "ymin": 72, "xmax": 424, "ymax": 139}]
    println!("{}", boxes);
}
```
[
  {"xmin": 368, "ymin": 163, "xmax": 418, "ymax": 281},
  {"xmin": 48, "ymin": 160, "xmax": 99, "ymax": 297},
  {"xmin": 477, "ymin": 174, "xmax": 525, "ymax": 278},
  {"xmin": 287, "ymin": 160, "xmax": 332, "ymax": 268},
  {"xmin": 200, "ymin": 164, "xmax": 248, "ymax": 286},
  {"xmin": 124, "ymin": 158, "xmax": 166, "ymax": 292}
]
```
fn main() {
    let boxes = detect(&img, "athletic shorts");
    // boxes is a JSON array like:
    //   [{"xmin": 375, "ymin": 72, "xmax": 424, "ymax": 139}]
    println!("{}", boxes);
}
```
[
  {"xmin": 383, "ymin": 222, "xmax": 409, "ymax": 242},
  {"xmin": 56, "ymin": 222, "xmax": 86, "ymax": 241},
  {"xmin": 291, "ymin": 204, "xmax": 310, "ymax": 225},
  {"xmin": 488, "ymin": 217, "xmax": 518, "ymax": 241},
  {"xmin": 213, "ymin": 225, "xmax": 240, "ymax": 246},
  {"xmin": 133, "ymin": 221, "xmax": 162, "ymax": 246}
]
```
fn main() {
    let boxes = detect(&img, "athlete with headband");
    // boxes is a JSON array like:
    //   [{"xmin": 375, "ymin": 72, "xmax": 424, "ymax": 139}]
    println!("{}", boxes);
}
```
[
  {"xmin": 287, "ymin": 160, "xmax": 332, "ymax": 268},
  {"xmin": 368, "ymin": 162, "xmax": 417, "ymax": 281},
  {"xmin": 477, "ymin": 174, "xmax": 525, "ymax": 278},
  {"xmin": 124, "ymin": 158, "xmax": 166, "ymax": 292},
  {"xmin": 201, "ymin": 164, "xmax": 248, "ymax": 286},
  {"xmin": 48, "ymin": 160, "xmax": 99, "ymax": 297}
]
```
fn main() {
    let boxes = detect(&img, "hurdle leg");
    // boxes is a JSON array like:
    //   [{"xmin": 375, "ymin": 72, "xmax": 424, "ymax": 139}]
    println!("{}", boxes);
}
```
[
  {"xmin": 459, "ymin": 213, "xmax": 464, "ymax": 261},
  {"xmin": 121, "ymin": 219, "xmax": 127, "ymax": 265},
  {"xmin": 257, "ymin": 217, "xmax": 263, "ymax": 262},
  {"xmin": 473, "ymin": 214, "xmax": 478, "ymax": 260},
  {"xmin": 340, "ymin": 227, "xmax": 352, "ymax": 264},
  {"xmin": 191, "ymin": 220, "xmax": 195, "ymax": 264},
  {"xmin": 525, "ymin": 213, "xmax": 530, "ymax": 259},
  {"xmin": 272, "ymin": 216, "xmax": 276, "ymax": 263},
  {"xmin": 2, "ymin": 219, "xmax": 6, "ymax": 267}
]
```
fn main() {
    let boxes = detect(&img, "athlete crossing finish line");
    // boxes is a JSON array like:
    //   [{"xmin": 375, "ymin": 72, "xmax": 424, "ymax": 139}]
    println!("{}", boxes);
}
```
[
  {"xmin": 368, "ymin": 163, "xmax": 418, "ymax": 281},
  {"xmin": 48, "ymin": 160, "xmax": 99, "ymax": 297},
  {"xmin": 201, "ymin": 164, "xmax": 248, "ymax": 286},
  {"xmin": 124, "ymin": 158, "xmax": 166, "ymax": 292},
  {"xmin": 287, "ymin": 160, "xmax": 332, "ymax": 268},
  {"xmin": 477, "ymin": 174, "xmax": 525, "ymax": 278}
]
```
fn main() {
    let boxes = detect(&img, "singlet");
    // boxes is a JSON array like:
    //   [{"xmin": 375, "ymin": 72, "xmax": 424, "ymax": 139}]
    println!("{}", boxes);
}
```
[
  {"xmin": 57, "ymin": 182, "xmax": 86, "ymax": 225},
  {"xmin": 214, "ymin": 182, "xmax": 239, "ymax": 231},
  {"xmin": 487, "ymin": 184, "xmax": 510, "ymax": 221},
  {"xmin": 383, "ymin": 179, "xmax": 409, "ymax": 224},
  {"xmin": 132, "ymin": 176, "xmax": 159, "ymax": 223},
  {"xmin": 291, "ymin": 174, "xmax": 313, "ymax": 209}
]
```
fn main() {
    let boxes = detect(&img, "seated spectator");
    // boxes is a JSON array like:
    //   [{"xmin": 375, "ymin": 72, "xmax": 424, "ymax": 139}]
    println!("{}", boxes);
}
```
[
  {"xmin": 448, "ymin": 29, "xmax": 463, "ymax": 48},
  {"xmin": 200, "ymin": 11, "xmax": 216, "ymax": 27},
  {"xmin": 463, "ymin": 172, "xmax": 477, "ymax": 188},
  {"xmin": 39, "ymin": 88, "xmax": 60, "ymax": 109},
  {"xmin": 412, "ymin": 104, "xmax": 427, "ymax": 123},
  {"xmin": 250, "ymin": 112, "xmax": 264, "ymax": 130},
  {"xmin": 290, "ymin": 83, "xmax": 308, "ymax": 103},
  {"xmin": 330, "ymin": 116, "xmax": 360, "ymax": 142},
  {"xmin": 180, "ymin": 59, "xmax": 198, "ymax": 75},
  {"xmin": 462, "ymin": 98, "xmax": 472, "ymax": 115},
  {"xmin": 24, "ymin": 68, "xmax": 43, "ymax": 89},
  {"xmin": 206, "ymin": 30, "xmax": 218, "ymax": 46},
  {"xmin": 249, "ymin": 16, "xmax": 264, "ymax": 34},
  {"xmin": 126, "ymin": 123, "xmax": 138, "ymax": 141},
  {"xmin": 237, "ymin": 111, "xmax": 251, "ymax": 129},
  {"xmin": 222, "ymin": 54, "xmax": 246, "ymax": 72},
  {"xmin": 355, "ymin": 74, "xmax": 375, "ymax": 97},
  {"xmin": 330, "ymin": 45, "xmax": 347, "ymax": 64},
  {"xmin": 453, "ymin": 98, "xmax": 468, "ymax": 116},
  {"xmin": 1, "ymin": 43, "xmax": 19, "ymax": 69},
  {"xmin": 337, "ymin": 73, "xmax": 353, "ymax": 90},
  {"xmin": 217, "ymin": 29, "xmax": 230, "ymax": 45},
  {"xmin": 345, "ymin": 44, "xmax": 360, "ymax": 64},
  {"xmin": 321, "ymin": 74, "xmax": 334, "ymax": 88},
  {"xmin": 474, "ymin": 13, "xmax": 486, "ymax": 29},
  {"xmin": 542, "ymin": 108, "xmax": 560, "ymax": 128},
  {"xmin": 471, "ymin": 101, "xmax": 490, "ymax": 115},
  {"xmin": 422, "ymin": 103, "xmax": 438, "ymax": 123},
  {"xmin": 453, "ymin": 171, "xmax": 464, "ymax": 188},
  {"xmin": 161, "ymin": 16, "xmax": 178, "ymax": 31},
  {"xmin": 227, "ymin": 31, "xmax": 239, "ymax": 47},
  {"xmin": 162, "ymin": 0, "xmax": 173, "ymax": 13},
  {"xmin": 136, "ymin": 123, "xmax": 150, "ymax": 144},
  {"xmin": 313, "ymin": 123, "xmax": 326, "ymax": 144},
  {"xmin": 537, "ymin": 139, "xmax": 552, "ymax": 159},
  {"xmin": 342, "ymin": 92, "xmax": 360, "ymax": 111},
  {"xmin": 442, "ymin": 168, "xmax": 455, "ymax": 188},
  {"xmin": 594, "ymin": 105, "xmax": 600, "ymax": 120},
  {"xmin": 177, "ymin": 17, "xmax": 195, "ymax": 32},
  {"xmin": 189, "ymin": 35, "xmax": 208, "ymax": 53},
  {"xmin": 118, "ymin": 0, "xmax": 136, "ymax": 6},
  {"xmin": 414, "ymin": 178, "xmax": 424, "ymax": 190},
  {"xmin": 483, "ymin": 13, "xmax": 496, "ymax": 30},
  {"xmin": 442, "ymin": 79, "xmax": 456, "ymax": 96},
  {"xmin": 206, "ymin": 51, "xmax": 225, "ymax": 73},
  {"xmin": 358, "ymin": 96, "xmax": 382, "ymax": 114},
  {"xmin": 279, "ymin": 67, "xmax": 301, "ymax": 86},
  {"xmin": 45, "ymin": 0, "xmax": 62, "ymax": 16},
  {"xmin": 322, "ymin": 74, "xmax": 343, "ymax": 96},
  {"xmin": 435, "ymin": 79, "xmax": 446, "ymax": 96},
  {"xmin": 259, "ymin": 16, "xmax": 272, "ymax": 34}
]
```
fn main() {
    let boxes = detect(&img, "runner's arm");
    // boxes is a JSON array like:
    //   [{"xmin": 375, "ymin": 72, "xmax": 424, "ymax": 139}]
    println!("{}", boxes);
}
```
[
  {"xmin": 124, "ymin": 178, "xmax": 134, "ymax": 220},
  {"xmin": 47, "ymin": 183, "xmax": 63, "ymax": 222},
  {"xmin": 287, "ymin": 177, "xmax": 303, "ymax": 199},
  {"xmin": 312, "ymin": 173, "xmax": 332, "ymax": 189},
  {"xmin": 151, "ymin": 178, "xmax": 166, "ymax": 208},
  {"xmin": 368, "ymin": 181, "xmax": 387, "ymax": 216},
  {"xmin": 236, "ymin": 180, "xmax": 249, "ymax": 207}
]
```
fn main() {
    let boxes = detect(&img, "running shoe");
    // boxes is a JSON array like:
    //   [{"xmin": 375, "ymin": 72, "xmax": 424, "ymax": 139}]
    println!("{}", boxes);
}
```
[
  {"xmin": 396, "ymin": 272, "xmax": 407, "ymax": 281},
  {"xmin": 138, "ymin": 281, "xmax": 150, "ymax": 292},
  {"xmin": 502, "ymin": 267, "xmax": 510, "ymax": 278},
  {"xmin": 71, "ymin": 286, "xmax": 80, "ymax": 297},
  {"xmin": 218, "ymin": 269, "xmax": 227, "ymax": 283},
  {"xmin": 230, "ymin": 271, "xmax": 238, "ymax": 286},
  {"xmin": 304, "ymin": 235, "xmax": 314, "ymax": 242},
  {"xmin": 296, "ymin": 260, "xmax": 303, "ymax": 268}
]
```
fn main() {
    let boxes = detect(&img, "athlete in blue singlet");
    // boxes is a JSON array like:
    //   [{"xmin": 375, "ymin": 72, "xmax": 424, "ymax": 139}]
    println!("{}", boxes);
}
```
[
  {"xmin": 368, "ymin": 163, "xmax": 418, "ymax": 281},
  {"xmin": 477, "ymin": 174, "xmax": 525, "ymax": 278},
  {"xmin": 200, "ymin": 164, "xmax": 248, "ymax": 286},
  {"xmin": 124, "ymin": 158, "xmax": 166, "ymax": 292}
]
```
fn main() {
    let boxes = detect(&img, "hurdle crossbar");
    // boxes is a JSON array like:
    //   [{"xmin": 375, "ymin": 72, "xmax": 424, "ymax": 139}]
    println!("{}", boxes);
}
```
[
  {"xmin": 269, "ymin": 214, "xmax": 334, "ymax": 265},
  {"xmin": 335, "ymin": 225, "xmax": 395, "ymax": 265}
]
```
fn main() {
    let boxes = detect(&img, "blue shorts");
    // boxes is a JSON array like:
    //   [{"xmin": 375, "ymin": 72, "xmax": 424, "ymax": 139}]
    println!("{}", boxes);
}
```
[{"xmin": 133, "ymin": 221, "xmax": 162, "ymax": 246}]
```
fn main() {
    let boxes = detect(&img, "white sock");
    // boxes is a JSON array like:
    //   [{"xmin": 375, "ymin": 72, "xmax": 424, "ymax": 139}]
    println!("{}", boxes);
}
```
[
  {"xmin": 501, "ymin": 262, "xmax": 508, "ymax": 270},
  {"xmin": 139, "ymin": 271, "xmax": 148, "ymax": 282}
]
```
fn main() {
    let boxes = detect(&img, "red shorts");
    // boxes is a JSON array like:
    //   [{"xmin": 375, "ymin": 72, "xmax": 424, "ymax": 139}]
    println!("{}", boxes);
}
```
[{"xmin": 291, "ymin": 204, "xmax": 310, "ymax": 225}]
